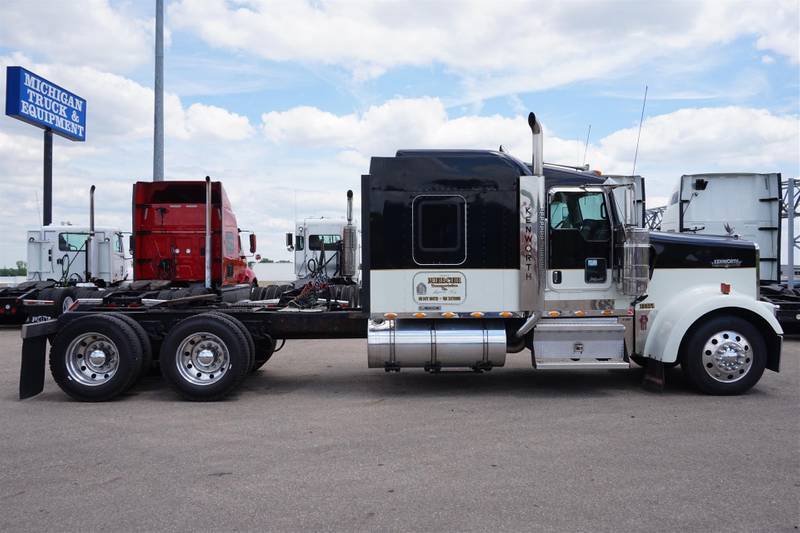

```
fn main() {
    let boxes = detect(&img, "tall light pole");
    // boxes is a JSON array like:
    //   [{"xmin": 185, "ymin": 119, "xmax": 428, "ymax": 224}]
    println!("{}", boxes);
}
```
[{"xmin": 153, "ymin": 0, "xmax": 164, "ymax": 181}]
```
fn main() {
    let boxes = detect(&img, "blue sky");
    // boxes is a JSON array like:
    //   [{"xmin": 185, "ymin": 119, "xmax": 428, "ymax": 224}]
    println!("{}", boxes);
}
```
[{"xmin": 0, "ymin": 0, "xmax": 798, "ymax": 265}]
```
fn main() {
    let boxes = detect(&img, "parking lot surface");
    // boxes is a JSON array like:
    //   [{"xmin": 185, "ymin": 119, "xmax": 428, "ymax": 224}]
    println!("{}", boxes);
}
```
[{"xmin": 0, "ymin": 328, "xmax": 797, "ymax": 532}]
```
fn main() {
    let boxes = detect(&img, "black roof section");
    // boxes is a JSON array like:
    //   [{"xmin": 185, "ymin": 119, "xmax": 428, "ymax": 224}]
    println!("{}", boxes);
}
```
[{"xmin": 369, "ymin": 149, "xmax": 605, "ymax": 187}]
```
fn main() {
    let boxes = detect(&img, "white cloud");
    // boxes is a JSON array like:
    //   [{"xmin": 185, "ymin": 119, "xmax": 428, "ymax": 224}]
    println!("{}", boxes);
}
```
[
  {"xmin": 0, "ymin": 0, "xmax": 154, "ymax": 72},
  {"xmin": 184, "ymin": 103, "xmax": 255, "ymax": 141},
  {"xmin": 170, "ymin": 0, "xmax": 799, "ymax": 100},
  {"xmin": 260, "ymin": 97, "xmax": 800, "ymax": 202}
]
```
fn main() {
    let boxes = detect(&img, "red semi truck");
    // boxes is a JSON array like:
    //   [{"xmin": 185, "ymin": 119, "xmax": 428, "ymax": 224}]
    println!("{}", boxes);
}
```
[
  {"xmin": 22, "ymin": 178, "xmax": 259, "ymax": 319},
  {"xmin": 132, "ymin": 179, "xmax": 257, "ymax": 290}
]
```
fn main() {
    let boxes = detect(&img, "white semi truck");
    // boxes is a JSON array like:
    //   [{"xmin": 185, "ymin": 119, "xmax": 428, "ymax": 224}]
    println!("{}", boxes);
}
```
[
  {"xmin": 19, "ymin": 114, "xmax": 782, "ymax": 402},
  {"xmin": 653, "ymin": 172, "xmax": 800, "ymax": 328},
  {"xmin": 1, "ymin": 187, "xmax": 130, "ymax": 323},
  {"xmin": 286, "ymin": 216, "xmax": 359, "ymax": 282}
]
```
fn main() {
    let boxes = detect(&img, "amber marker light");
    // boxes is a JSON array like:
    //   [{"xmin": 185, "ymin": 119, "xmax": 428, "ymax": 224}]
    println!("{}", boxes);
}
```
[
  {"xmin": 601, "ymin": 309, "xmax": 613, "ymax": 316},
  {"xmin": 470, "ymin": 312, "xmax": 485, "ymax": 318},
  {"xmin": 548, "ymin": 310, "xmax": 561, "ymax": 317},
  {"xmin": 441, "ymin": 312, "xmax": 457, "ymax": 318},
  {"xmin": 574, "ymin": 310, "xmax": 585, "ymax": 317},
  {"xmin": 499, "ymin": 311, "xmax": 513, "ymax": 318},
  {"xmin": 383, "ymin": 312, "xmax": 398, "ymax": 320},
  {"xmin": 413, "ymin": 312, "xmax": 427, "ymax": 318}
]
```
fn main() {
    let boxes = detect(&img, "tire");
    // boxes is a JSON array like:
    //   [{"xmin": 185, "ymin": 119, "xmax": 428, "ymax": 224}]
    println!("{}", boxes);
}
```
[
  {"xmin": 107, "ymin": 312, "xmax": 153, "ymax": 382},
  {"xmin": 205, "ymin": 312, "xmax": 255, "ymax": 372},
  {"xmin": 681, "ymin": 315, "xmax": 767, "ymax": 395},
  {"xmin": 252, "ymin": 335, "xmax": 276, "ymax": 371},
  {"xmin": 49, "ymin": 314, "xmax": 144, "ymax": 401},
  {"xmin": 159, "ymin": 314, "xmax": 250, "ymax": 401},
  {"xmin": 39, "ymin": 287, "xmax": 77, "ymax": 317},
  {"xmin": 264, "ymin": 285, "xmax": 280, "ymax": 300}
]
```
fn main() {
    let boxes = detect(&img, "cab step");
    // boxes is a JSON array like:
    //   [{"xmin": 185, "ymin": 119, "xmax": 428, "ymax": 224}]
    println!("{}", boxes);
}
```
[{"xmin": 534, "ymin": 359, "xmax": 631, "ymax": 370}]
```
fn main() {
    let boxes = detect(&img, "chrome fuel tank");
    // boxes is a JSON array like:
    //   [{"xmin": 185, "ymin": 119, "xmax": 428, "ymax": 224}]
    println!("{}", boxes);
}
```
[{"xmin": 368, "ymin": 319, "xmax": 507, "ymax": 370}]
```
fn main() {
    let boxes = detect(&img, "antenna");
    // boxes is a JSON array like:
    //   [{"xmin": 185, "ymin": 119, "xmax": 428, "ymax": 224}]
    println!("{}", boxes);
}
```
[
  {"xmin": 35, "ymin": 191, "xmax": 42, "ymax": 228},
  {"xmin": 631, "ymin": 85, "xmax": 648, "ymax": 177},
  {"xmin": 582, "ymin": 124, "xmax": 592, "ymax": 166}
]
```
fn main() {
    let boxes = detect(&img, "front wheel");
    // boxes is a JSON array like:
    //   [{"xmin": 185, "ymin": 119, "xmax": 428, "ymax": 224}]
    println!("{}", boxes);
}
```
[{"xmin": 681, "ymin": 316, "xmax": 766, "ymax": 395}]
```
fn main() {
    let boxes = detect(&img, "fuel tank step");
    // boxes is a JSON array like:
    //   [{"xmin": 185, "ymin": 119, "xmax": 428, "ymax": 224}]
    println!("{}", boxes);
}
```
[
  {"xmin": 534, "ymin": 360, "xmax": 631, "ymax": 370},
  {"xmin": 532, "ymin": 317, "xmax": 625, "ymax": 360}
]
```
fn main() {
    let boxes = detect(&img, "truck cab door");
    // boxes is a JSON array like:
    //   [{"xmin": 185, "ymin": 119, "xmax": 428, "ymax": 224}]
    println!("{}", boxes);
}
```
[{"xmin": 547, "ymin": 187, "xmax": 614, "ymax": 295}]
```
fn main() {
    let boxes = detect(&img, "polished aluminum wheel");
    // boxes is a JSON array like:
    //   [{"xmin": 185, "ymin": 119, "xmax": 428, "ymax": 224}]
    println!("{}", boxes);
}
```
[
  {"xmin": 65, "ymin": 332, "xmax": 119, "ymax": 386},
  {"xmin": 176, "ymin": 332, "xmax": 230, "ymax": 386},
  {"xmin": 702, "ymin": 330, "xmax": 752, "ymax": 383},
  {"xmin": 62, "ymin": 295, "xmax": 75, "ymax": 314}
]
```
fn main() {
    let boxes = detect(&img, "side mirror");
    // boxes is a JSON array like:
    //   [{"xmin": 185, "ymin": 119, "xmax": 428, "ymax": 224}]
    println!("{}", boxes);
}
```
[
  {"xmin": 128, "ymin": 235, "xmax": 135, "ymax": 256},
  {"xmin": 249, "ymin": 233, "xmax": 257, "ymax": 254},
  {"xmin": 285, "ymin": 232, "xmax": 294, "ymax": 251},
  {"xmin": 255, "ymin": 254, "xmax": 261, "ymax": 262}
]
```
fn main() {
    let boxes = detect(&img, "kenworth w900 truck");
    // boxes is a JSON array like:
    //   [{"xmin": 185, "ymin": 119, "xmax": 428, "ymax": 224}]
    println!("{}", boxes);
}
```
[{"xmin": 19, "ymin": 114, "xmax": 782, "ymax": 402}]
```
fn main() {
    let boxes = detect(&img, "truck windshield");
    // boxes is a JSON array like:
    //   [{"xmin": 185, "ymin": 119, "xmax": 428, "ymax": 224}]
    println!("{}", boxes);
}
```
[{"xmin": 58, "ymin": 233, "xmax": 87, "ymax": 252}]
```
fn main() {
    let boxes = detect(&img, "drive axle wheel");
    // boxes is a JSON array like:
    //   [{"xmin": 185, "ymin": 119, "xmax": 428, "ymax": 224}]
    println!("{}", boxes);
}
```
[
  {"xmin": 107, "ymin": 312, "xmax": 153, "ymax": 382},
  {"xmin": 49, "ymin": 314, "xmax": 144, "ymax": 401},
  {"xmin": 160, "ymin": 314, "xmax": 250, "ymax": 401},
  {"xmin": 682, "ymin": 315, "xmax": 766, "ymax": 395}
]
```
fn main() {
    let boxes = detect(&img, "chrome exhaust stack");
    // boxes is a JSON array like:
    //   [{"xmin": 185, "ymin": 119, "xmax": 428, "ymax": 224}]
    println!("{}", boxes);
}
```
[
  {"xmin": 528, "ymin": 112, "xmax": 543, "ymax": 176},
  {"xmin": 340, "ymin": 189, "xmax": 358, "ymax": 279},
  {"xmin": 204, "ymin": 176, "xmax": 212, "ymax": 289},
  {"xmin": 86, "ymin": 185, "xmax": 96, "ymax": 281}
]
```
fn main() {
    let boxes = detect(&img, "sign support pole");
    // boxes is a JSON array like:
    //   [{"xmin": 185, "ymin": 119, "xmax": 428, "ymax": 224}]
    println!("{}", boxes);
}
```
[
  {"xmin": 153, "ymin": 0, "xmax": 164, "ymax": 182},
  {"xmin": 43, "ymin": 128, "xmax": 52, "ymax": 226}
]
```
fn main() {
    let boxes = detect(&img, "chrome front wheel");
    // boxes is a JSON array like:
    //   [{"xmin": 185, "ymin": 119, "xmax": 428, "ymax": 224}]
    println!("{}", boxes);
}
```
[
  {"xmin": 682, "ymin": 316, "xmax": 767, "ymax": 395},
  {"xmin": 701, "ymin": 330, "xmax": 752, "ymax": 383}
]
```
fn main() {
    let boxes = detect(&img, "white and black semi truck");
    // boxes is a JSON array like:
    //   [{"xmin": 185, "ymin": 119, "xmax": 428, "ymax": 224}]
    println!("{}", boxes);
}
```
[{"xmin": 18, "ymin": 114, "xmax": 782, "ymax": 402}]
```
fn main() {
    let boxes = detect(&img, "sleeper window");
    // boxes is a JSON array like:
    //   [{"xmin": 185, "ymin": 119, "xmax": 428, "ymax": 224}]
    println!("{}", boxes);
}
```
[{"xmin": 413, "ymin": 195, "xmax": 466, "ymax": 265}]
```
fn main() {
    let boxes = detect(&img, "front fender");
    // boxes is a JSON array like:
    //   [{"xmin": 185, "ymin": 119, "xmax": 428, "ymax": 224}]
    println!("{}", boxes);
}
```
[{"xmin": 643, "ymin": 285, "xmax": 782, "ymax": 363}]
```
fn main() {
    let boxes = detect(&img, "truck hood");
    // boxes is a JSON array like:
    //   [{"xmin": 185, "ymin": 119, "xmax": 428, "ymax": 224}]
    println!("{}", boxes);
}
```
[{"xmin": 650, "ymin": 231, "xmax": 758, "ymax": 269}]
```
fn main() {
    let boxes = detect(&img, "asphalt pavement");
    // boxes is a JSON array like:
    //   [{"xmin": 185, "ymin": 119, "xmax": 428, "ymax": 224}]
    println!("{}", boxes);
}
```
[{"xmin": 0, "ymin": 328, "xmax": 797, "ymax": 532}]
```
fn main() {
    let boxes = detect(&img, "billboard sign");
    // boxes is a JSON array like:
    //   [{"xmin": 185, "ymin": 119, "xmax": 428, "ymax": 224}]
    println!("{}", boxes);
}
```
[{"xmin": 5, "ymin": 66, "xmax": 86, "ymax": 141}]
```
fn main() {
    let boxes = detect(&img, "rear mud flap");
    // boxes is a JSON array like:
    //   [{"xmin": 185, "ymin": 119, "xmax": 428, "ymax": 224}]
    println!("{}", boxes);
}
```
[{"xmin": 20, "ymin": 336, "xmax": 48, "ymax": 399}]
